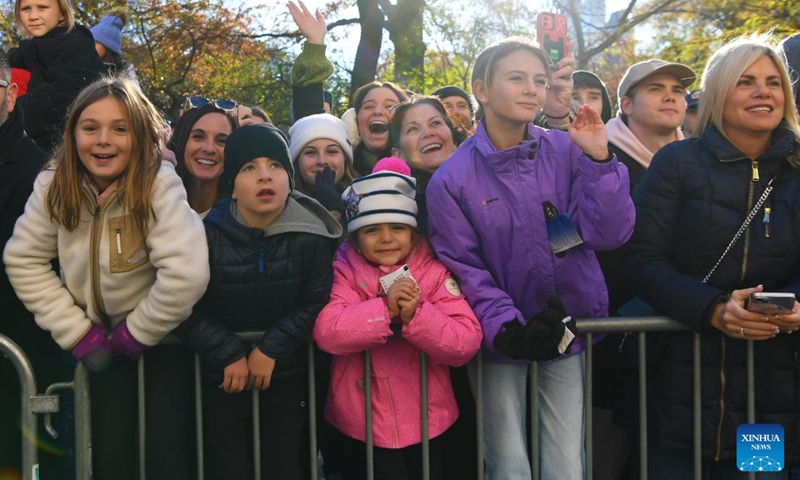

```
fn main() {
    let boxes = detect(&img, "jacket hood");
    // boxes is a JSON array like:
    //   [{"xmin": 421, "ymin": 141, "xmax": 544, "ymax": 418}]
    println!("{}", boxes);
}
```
[
  {"xmin": 573, "ymin": 70, "xmax": 613, "ymax": 123},
  {"xmin": 266, "ymin": 190, "xmax": 342, "ymax": 238},
  {"xmin": 207, "ymin": 192, "xmax": 342, "ymax": 240}
]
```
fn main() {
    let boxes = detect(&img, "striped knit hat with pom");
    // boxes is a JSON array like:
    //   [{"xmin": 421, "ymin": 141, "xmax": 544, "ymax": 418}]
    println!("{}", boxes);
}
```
[{"xmin": 342, "ymin": 156, "xmax": 417, "ymax": 233}]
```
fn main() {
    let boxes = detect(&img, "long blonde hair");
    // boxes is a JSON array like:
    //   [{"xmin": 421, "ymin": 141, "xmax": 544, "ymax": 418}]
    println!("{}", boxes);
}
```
[
  {"xmin": 15, "ymin": 0, "xmax": 75, "ymax": 34},
  {"xmin": 697, "ymin": 33, "xmax": 800, "ymax": 163},
  {"xmin": 46, "ymin": 77, "xmax": 164, "ymax": 233}
]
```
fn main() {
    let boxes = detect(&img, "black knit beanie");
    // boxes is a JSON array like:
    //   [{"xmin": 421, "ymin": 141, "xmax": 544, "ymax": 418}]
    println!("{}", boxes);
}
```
[
  {"xmin": 222, "ymin": 123, "xmax": 294, "ymax": 196},
  {"xmin": 431, "ymin": 85, "xmax": 474, "ymax": 115}
]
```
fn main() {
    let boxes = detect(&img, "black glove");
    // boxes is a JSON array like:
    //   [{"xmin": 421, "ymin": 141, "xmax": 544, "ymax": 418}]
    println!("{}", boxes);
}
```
[
  {"xmin": 494, "ymin": 297, "xmax": 576, "ymax": 361},
  {"xmin": 314, "ymin": 166, "xmax": 345, "ymax": 214}
]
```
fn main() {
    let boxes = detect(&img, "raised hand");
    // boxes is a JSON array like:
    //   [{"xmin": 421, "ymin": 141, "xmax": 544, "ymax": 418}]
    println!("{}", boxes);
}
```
[
  {"xmin": 288, "ymin": 0, "xmax": 327, "ymax": 45},
  {"xmin": 568, "ymin": 104, "xmax": 609, "ymax": 160}
]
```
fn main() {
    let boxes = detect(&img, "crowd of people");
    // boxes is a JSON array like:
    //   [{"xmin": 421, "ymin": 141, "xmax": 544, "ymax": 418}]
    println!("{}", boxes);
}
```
[{"xmin": 1, "ymin": 0, "xmax": 800, "ymax": 479}]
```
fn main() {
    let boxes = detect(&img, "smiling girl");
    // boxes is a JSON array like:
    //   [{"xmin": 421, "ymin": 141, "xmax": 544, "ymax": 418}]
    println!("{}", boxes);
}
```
[
  {"xmin": 426, "ymin": 36, "xmax": 635, "ymax": 479},
  {"xmin": 4, "ymin": 76, "xmax": 209, "ymax": 478},
  {"xmin": 8, "ymin": 0, "xmax": 105, "ymax": 153},
  {"xmin": 314, "ymin": 157, "xmax": 481, "ymax": 480}
]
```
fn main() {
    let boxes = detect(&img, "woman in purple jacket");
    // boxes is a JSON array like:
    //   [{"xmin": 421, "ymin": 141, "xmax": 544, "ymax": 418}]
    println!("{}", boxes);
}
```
[{"xmin": 426, "ymin": 36, "xmax": 635, "ymax": 480}]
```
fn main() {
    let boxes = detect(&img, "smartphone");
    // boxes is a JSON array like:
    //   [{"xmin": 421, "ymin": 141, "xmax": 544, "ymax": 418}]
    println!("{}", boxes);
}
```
[
  {"xmin": 537, "ymin": 12, "xmax": 568, "ymax": 64},
  {"xmin": 747, "ymin": 292, "xmax": 796, "ymax": 314}
]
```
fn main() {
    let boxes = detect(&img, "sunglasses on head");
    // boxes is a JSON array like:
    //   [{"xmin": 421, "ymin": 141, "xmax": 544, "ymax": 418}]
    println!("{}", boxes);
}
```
[{"xmin": 184, "ymin": 96, "xmax": 238, "ymax": 111}]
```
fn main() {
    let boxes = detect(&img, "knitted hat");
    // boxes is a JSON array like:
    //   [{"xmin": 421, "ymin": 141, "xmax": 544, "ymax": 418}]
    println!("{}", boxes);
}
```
[
  {"xmin": 431, "ymin": 85, "xmax": 474, "ymax": 115},
  {"xmin": 91, "ymin": 15, "xmax": 124, "ymax": 55},
  {"xmin": 288, "ymin": 113, "xmax": 354, "ymax": 167},
  {"xmin": 222, "ymin": 124, "xmax": 294, "ymax": 195},
  {"xmin": 11, "ymin": 68, "xmax": 30, "ymax": 96},
  {"xmin": 342, "ymin": 156, "xmax": 417, "ymax": 233}
]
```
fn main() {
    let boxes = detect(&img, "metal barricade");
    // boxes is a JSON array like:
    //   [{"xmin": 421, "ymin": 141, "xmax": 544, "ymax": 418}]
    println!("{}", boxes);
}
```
[
  {"xmin": 0, "ymin": 334, "xmax": 62, "ymax": 480},
  {"xmin": 55, "ymin": 316, "xmax": 762, "ymax": 480}
]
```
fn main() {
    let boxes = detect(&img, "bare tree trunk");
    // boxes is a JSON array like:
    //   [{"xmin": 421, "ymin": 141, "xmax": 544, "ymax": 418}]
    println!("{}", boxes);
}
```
[
  {"xmin": 386, "ymin": 0, "xmax": 425, "ymax": 90},
  {"xmin": 350, "ymin": 0, "xmax": 385, "ymax": 102}
]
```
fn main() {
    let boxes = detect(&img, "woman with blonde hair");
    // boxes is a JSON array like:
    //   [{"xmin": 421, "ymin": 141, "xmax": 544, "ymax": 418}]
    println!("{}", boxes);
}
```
[{"xmin": 622, "ymin": 33, "xmax": 800, "ymax": 479}]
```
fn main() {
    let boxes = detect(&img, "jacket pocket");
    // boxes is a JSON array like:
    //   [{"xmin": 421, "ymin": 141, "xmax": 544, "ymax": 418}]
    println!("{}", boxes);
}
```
[{"xmin": 108, "ymin": 215, "xmax": 149, "ymax": 273}]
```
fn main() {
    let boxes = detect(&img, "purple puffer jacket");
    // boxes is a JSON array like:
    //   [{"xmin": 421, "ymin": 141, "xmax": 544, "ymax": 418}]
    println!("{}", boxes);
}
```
[{"xmin": 427, "ymin": 121, "xmax": 635, "ymax": 363}]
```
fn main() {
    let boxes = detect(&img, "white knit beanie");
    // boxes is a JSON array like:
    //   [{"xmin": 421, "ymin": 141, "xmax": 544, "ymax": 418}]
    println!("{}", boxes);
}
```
[
  {"xmin": 288, "ymin": 113, "xmax": 354, "ymax": 167},
  {"xmin": 342, "ymin": 157, "xmax": 418, "ymax": 233}
]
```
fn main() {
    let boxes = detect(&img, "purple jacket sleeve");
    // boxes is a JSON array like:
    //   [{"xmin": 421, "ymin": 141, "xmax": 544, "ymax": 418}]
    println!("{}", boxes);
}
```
[
  {"xmin": 426, "ymin": 176, "xmax": 524, "ymax": 353},
  {"xmin": 567, "ymin": 144, "xmax": 635, "ymax": 252}
]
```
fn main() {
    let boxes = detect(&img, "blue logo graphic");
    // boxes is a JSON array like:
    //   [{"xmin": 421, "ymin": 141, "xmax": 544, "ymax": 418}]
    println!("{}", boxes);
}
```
[{"xmin": 737, "ymin": 424, "xmax": 784, "ymax": 472}]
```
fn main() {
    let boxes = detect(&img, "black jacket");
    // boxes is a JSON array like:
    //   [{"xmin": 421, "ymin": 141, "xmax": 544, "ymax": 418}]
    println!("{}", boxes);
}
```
[
  {"xmin": 1, "ymin": 107, "xmax": 47, "ymax": 333},
  {"xmin": 175, "ymin": 196, "xmax": 340, "ymax": 382},
  {"xmin": 621, "ymin": 123, "xmax": 800, "ymax": 462},
  {"xmin": 7, "ymin": 25, "xmax": 105, "ymax": 154}
]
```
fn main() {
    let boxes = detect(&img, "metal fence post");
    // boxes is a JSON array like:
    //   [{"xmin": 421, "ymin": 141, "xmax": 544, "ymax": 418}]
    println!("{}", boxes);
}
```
[{"xmin": 0, "ymin": 334, "xmax": 38, "ymax": 480}]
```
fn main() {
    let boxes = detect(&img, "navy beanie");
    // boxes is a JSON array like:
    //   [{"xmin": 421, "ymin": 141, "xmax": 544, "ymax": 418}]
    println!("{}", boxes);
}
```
[
  {"xmin": 91, "ymin": 16, "xmax": 124, "ymax": 55},
  {"xmin": 223, "ymin": 124, "xmax": 294, "ymax": 195}
]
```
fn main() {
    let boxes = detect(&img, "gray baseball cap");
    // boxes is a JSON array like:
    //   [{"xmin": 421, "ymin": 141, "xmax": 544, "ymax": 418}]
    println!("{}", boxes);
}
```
[{"xmin": 617, "ymin": 59, "xmax": 696, "ymax": 100}]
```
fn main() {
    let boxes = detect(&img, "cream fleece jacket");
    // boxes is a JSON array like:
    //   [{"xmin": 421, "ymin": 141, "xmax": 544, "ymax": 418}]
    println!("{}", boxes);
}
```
[{"xmin": 4, "ymin": 160, "xmax": 209, "ymax": 349}]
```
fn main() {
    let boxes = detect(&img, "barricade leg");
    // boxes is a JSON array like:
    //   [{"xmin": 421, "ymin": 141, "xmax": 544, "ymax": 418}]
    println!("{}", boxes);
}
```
[{"xmin": 0, "ymin": 334, "xmax": 38, "ymax": 480}]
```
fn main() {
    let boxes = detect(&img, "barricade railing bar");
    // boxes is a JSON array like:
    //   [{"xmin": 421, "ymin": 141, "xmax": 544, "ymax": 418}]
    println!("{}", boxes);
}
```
[{"xmin": 3, "ymin": 316, "xmax": 762, "ymax": 480}]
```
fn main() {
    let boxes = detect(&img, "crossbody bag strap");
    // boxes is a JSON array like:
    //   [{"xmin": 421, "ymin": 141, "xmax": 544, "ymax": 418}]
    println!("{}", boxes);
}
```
[{"xmin": 701, "ymin": 178, "xmax": 775, "ymax": 284}]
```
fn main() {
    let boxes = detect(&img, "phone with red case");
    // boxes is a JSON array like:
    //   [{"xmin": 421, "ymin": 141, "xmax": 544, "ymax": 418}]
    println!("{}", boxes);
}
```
[{"xmin": 537, "ymin": 12, "xmax": 568, "ymax": 64}]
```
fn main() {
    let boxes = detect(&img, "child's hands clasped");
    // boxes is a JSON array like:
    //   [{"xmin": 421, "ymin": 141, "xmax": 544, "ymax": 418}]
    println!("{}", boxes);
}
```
[
  {"xmin": 247, "ymin": 348, "xmax": 277, "ymax": 391},
  {"xmin": 386, "ymin": 278, "xmax": 420, "ymax": 324},
  {"xmin": 222, "ymin": 357, "xmax": 249, "ymax": 393}
]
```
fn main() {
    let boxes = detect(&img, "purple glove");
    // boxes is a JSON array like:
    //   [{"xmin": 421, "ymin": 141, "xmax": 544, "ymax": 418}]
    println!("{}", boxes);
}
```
[
  {"xmin": 72, "ymin": 324, "xmax": 112, "ymax": 371},
  {"xmin": 110, "ymin": 320, "xmax": 146, "ymax": 360}
]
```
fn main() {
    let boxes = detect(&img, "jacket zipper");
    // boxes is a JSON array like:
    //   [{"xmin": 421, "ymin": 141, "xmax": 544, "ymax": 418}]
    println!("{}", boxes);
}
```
[
  {"xmin": 85, "ymin": 190, "xmax": 114, "ymax": 330},
  {"xmin": 715, "ymin": 159, "xmax": 759, "ymax": 460},
  {"xmin": 763, "ymin": 205, "xmax": 771, "ymax": 238}
]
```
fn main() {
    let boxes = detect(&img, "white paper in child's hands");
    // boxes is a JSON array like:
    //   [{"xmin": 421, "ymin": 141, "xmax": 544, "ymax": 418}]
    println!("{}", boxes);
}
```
[{"xmin": 379, "ymin": 264, "xmax": 416, "ymax": 295}]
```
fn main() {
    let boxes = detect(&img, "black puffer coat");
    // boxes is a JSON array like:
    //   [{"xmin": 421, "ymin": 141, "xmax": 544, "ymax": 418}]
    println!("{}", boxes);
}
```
[
  {"xmin": 175, "ymin": 196, "xmax": 340, "ymax": 383},
  {"xmin": 7, "ymin": 25, "xmax": 105, "ymax": 153},
  {"xmin": 622, "ymin": 123, "xmax": 800, "ymax": 463}
]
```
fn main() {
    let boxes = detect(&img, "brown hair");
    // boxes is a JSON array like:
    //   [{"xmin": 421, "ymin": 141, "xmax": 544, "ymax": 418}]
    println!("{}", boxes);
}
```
[
  {"xmin": 471, "ymin": 36, "xmax": 551, "ymax": 121},
  {"xmin": 389, "ymin": 95, "xmax": 468, "ymax": 150},
  {"xmin": 46, "ymin": 77, "xmax": 162, "ymax": 233}
]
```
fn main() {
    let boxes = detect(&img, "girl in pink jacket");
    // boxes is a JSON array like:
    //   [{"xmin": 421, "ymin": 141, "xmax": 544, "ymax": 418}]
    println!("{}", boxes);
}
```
[{"xmin": 314, "ymin": 157, "xmax": 482, "ymax": 480}]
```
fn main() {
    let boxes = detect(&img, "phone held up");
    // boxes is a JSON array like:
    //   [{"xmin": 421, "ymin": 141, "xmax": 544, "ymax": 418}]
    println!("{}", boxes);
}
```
[
  {"xmin": 536, "ymin": 11, "xmax": 568, "ymax": 65},
  {"xmin": 747, "ymin": 292, "xmax": 796, "ymax": 315}
]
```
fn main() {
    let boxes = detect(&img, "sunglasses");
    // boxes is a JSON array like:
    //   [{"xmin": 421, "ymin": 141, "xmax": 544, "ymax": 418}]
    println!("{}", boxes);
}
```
[
  {"xmin": 184, "ymin": 96, "xmax": 237, "ymax": 111},
  {"xmin": 0, "ymin": 80, "xmax": 7, "ymax": 88}
]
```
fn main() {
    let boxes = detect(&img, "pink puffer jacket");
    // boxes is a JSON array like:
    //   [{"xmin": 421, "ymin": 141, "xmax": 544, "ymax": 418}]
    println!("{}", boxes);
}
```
[{"xmin": 314, "ymin": 240, "xmax": 482, "ymax": 448}]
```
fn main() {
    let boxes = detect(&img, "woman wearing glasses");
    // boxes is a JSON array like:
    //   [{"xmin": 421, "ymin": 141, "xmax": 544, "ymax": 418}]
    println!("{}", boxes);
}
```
[{"xmin": 168, "ymin": 100, "xmax": 237, "ymax": 217}]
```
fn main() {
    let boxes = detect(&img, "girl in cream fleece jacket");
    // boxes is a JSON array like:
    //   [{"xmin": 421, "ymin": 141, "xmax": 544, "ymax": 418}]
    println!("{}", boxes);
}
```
[{"xmin": 3, "ymin": 77, "xmax": 208, "ymax": 479}]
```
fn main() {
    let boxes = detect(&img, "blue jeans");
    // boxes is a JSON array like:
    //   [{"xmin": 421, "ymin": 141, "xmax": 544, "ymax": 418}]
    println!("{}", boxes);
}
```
[{"xmin": 468, "ymin": 353, "xmax": 585, "ymax": 480}]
